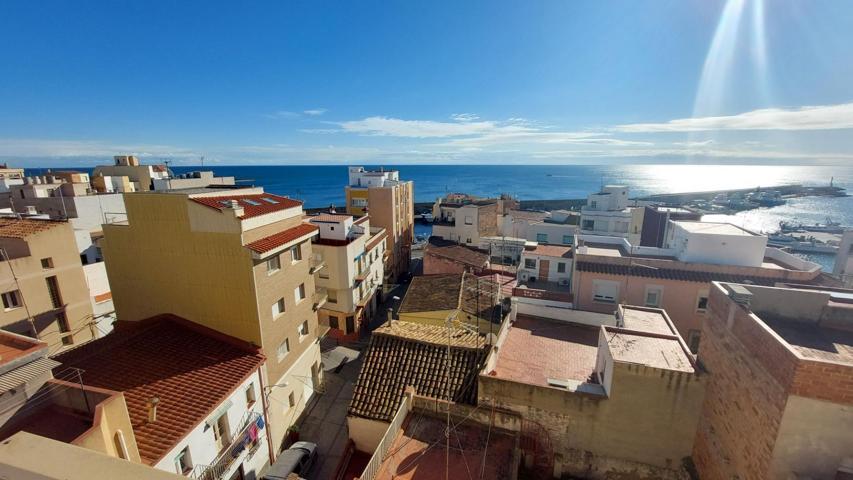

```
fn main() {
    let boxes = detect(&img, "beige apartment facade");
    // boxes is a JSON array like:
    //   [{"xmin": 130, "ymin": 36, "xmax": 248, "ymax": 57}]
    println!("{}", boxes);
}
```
[
  {"xmin": 102, "ymin": 188, "xmax": 323, "ymax": 455},
  {"xmin": 309, "ymin": 214, "xmax": 386, "ymax": 342},
  {"xmin": 344, "ymin": 166, "xmax": 413, "ymax": 283},
  {"xmin": 0, "ymin": 218, "xmax": 95, "ymax": 351}
]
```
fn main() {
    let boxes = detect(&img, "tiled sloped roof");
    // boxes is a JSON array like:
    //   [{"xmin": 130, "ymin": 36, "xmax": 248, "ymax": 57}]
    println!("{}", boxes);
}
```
[
  {"xmin": 245, "ymin": 224, "xmax": 318, "ymax": 253},
  {"xmin": 53, "ymin": 315, "xmax": 264, "ymax": 466},
  {"xmin": 0, "ymin": 218, "xmax": 66, "ymax": 239},
  {"xmin": 399, "ymin": 274, "xmax": 463, "ymax": 313},
  {"xmin": 526, "ymin": 244, "xmax": 573, "ymax": 258},
  {"xmin": 348, "ymin": 322, "xmax": 486, "ymax": 422},
  {"xmin": 309, "ymin": 214, "xmax": 352, "ymax": 223},
  {"xmin": 576, "ymin": 261, "xmax": 779, "ymax": 285},
  {"xmin": 425, "ymin": 243, "xmax": 489, "ymax": 268},
  {"xmin": 191, "ymin": 193, "xmax": 302, "ymax": 219}
]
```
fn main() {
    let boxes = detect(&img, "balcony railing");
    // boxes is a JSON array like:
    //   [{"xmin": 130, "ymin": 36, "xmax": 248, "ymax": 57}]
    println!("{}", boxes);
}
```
[
  {"xmin": 191, "ymin": 411, "xmax": 263, "ymax": 480},
  {"xmin": 313, "ymin": 287, "xmax": 328, "ymax": 311},
  {"xmin": 309, "ymin": 254, "xmax": 326, "ymax": 274}
]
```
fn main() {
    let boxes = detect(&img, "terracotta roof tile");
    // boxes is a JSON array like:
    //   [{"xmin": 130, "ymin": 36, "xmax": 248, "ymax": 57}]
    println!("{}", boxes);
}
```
[
  {"xmin": 52, "ymin": 314, "xmax": 264, "ymax": 465},
  {"xmin": 245, "ymin": 224, "xmax": 318, "ymax": 253},
  {"xmin": 0, "ymin": 218, "xmax": 66, "ymax": 239},
  {"xmin": 525, "ymin": 244, "xmax": 573, "ymax": 258},
  {"xmin": 191, "ymin": 193, "xmax": 302, "ymax": 219},
  {"xmin": 424, "ymin": 243, "xmax": 489, "ymax": 268},
  {"xmin": 309, "ymin": 214, "xmax": 352, "ymax": 223},
  {"xmin": 348, "ymin": 321, "xmax": 487, "ymax": 422},
  {"xmin": 399, "ymin": 274, "xmax": 463, "ymax": 313}
]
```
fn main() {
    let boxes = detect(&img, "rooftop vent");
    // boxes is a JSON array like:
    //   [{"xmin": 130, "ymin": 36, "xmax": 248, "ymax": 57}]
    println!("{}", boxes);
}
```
[
  {"xmin": 726, "ymin": 284, "xmax": 753, "ymax": 307},
  {"xmin": 147, "ymin": 396, "xmax": 160, "ymax": 423}
]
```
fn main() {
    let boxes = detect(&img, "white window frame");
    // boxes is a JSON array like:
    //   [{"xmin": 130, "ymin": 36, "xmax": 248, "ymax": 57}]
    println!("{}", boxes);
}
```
[
  {"xmin": 291, "ymin": 244, "xmax": 302, "ymax": 262},
  {"xmin": 644, "ymin": 285, "xmax": 663, "ymax": 308},
  {"xmin": 2, "ymin": 290, "xmax": 21, "ymax": 310},
  {"xmin": 245, "ymin": 383, "xmax": 256, "ymax": 406},
  {"xmin": 524, "ymin": 258, "xmax": 536, "ymax": 269},
  {"xmin": 174, "ymin": 447, "xmax": 192, "ymax": 475},
  {"xmin": 295, "ymin": 283, "xmax": 306, "ymax": 302},
  {"xmin": 266, "ymin": 254, "xmax": 281, "ymax": 275},
  {"xmin": 272, "ymin": 298, "xmax": 285, "ymax": 318},
  {"xmin": 464, "ymin": 215, "xmax": 473, "ymax": 225},
  {"xmin": 536, "ymin": 233, "xmax": 548, "ymax": 243},
  {"xmin": 298, "ymin": 320, "xmax": 309, "ymax": 341}
]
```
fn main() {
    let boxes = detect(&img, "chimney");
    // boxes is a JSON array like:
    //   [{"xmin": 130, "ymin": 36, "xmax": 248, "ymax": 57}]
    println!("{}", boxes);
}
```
[
  {"xmin": 329, "ymin": 204, "xmax": 336, "ymax": 214},
  {"xmin": 387, "ymin": 307, "xmax": 394, "ymax": 324},
  {"xmin": 227, "ymin": 200, "xmax": 240, "ymax": 209},
  {"xmin": 147, "ymin": 397, "xmax": 160, "ymax": 423}
]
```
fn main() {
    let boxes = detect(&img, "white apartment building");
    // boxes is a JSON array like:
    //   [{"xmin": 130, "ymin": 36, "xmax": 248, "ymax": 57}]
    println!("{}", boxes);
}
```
[
  {"xmin": 580, "ymin": 185, "xmax": 641, "ymax": 241},
  {"xmin": 309, "ymin": 214, "xmax": 386, "ymax": 342},
  {"xmin": 663, "ymin": 221, "xmax": 767, "ymax": 267},
  {"xmin": 502, "ymin": 209, "xmax": 580, "ymax": 246}
]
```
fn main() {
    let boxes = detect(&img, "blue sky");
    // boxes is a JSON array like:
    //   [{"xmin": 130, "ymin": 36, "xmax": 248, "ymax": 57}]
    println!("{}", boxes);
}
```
[{"xmin": 1, "ymin": 0, "xmax": 852, "ymax": 166}]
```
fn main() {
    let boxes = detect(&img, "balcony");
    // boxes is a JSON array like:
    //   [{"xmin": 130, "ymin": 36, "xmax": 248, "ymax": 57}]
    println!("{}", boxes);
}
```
[
  {"xmin": 191, "ymin": 411, "xmax": 264, "ymax": 480},
  {"xmin": 309, "ymin": 254, "xmax": 326, "ymax": 274},
  {"xmin": 313, "ymin": 287, "xmax": 328, "ymax": 311}
]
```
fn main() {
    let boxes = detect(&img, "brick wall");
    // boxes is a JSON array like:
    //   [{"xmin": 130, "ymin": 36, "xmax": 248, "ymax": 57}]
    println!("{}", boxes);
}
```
[{"xmin": 692, "ymin": 288, "xmax": 791, "ymax": 480}]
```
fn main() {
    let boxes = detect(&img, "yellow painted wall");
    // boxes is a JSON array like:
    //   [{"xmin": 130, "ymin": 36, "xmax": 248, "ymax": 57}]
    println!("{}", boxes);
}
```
[
  {"xmin": 74, "ymin": 393, "xmax": 142, "ymax": 463},
  {"xmin": 102, "ymin": 193, "xmax": 263, "ymax": 344}
]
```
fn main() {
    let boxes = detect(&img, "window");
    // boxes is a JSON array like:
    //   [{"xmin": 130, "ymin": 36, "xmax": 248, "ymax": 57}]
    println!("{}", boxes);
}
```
[
  {"xmin": 644, "ymin": 287, "xmax": 663, "ymax": 307},
  {"xmin": 277, "ymin": 338, "xmax": 290, "ymax": 361},
  {"xmin": 45, "ymin": 276, "xmax": 62, "ymax": 308},
  {"xmin": 244, "ymin": 199, "xmax": 262, "ymax": 206},
  {"xmin": 212, "ymin": 413, "xmax": 230, "ymax": 451},
  {"xmin": 329, "ymin": 315, "xmax": 339, "ymax": 329},
  {"xmin": 80, "ymin": 253, "xmax": 89, "ymax": 265},
  {"xmin": 272, "ymin": 298, "xmax": 285, "ymax": 318},
  {"xmin": 2, "ymin": 290, "xmax": 21, "ymax": 310},
  {"xmin": 291, "ymin": 244, "xmax": 303, "ymax": 262},
  {"xmin": 288, "ymin": 392, "xmax": 296, "ymax": 408},
  {"xmin": 687, "ymin": 330, "xmax": 701, "ymax": 353},
  {"xmin": 174, "ymin": 447, "xmax": 193, "ymax": 475},
  {"xmin": 346, "ymin": 315, "xmax": 355, "ymax": 334},
  {"xmin": 464, "ymin": 216, "xmax": 473, "ymax": 225},
  {"xmin": 557, "ymin": 262, "xmax": 566, "ymax": 273},
  {"xmin": 298, "ymin": 320, "xmax": 309, "ymax": 340},
  {"xmin": 536, "ymin": 233, "xmax": 548, "ymax": 243},
  {"xmin": 581, "ymin": 219, "xmax": 595, "ymax": 230},
  {"xmin": 262, "ymin": 197, "xmax": 279, "ymax": 204},
  {"xmin": 245, "ymin": 383, "xmax": 256, "ymax": 406},
  {"xmin": 295, "ymin": 284, "xmax": 306, "ymax": 302},
  {"xmin": 40, "ymin": 258, "xmax": 53, "ymax": 269},
  {"xmin": 562, "ymin": 235, "xmax": 573, "ymax": 245},
  {"xmin": 57, "ymin": 313, "xmax": 73, "ymax": 345},
  {"xmin": 351, "ymin": 198, "xmax": 367, "ymax": 207},
  {"xmin": 696, "ymin": 295, "xmax": 709, "ymax": 312},
  {"xmin": 114, "ymin": 431, "xmax": 129, "ymax": 460},
  {"xmin": 592, "ymin": 280, "xmax": 619, "ymax": 304},
  {"xmin": 267, "ymin": 255, "xmax": 281, "ymax": 274},
  {"xmin": 590, "ymin": 200, "xmax": 598, "ymax": 209},
  {"xmin": 319, "ymin": 271, "xmax": 330, "ymax": 279},
  {"xmin": 524, "ymin": 258, "xmax": 536, "ymax": 269},
  {"xmin": 466, "ymin": 238, "xmax": 472, "ymax": 244}
]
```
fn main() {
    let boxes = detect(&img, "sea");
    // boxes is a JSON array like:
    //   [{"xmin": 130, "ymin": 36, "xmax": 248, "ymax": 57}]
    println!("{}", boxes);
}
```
[{"xmin": 28, "ymin": 164, "xmax": 853, "ymax": 270}]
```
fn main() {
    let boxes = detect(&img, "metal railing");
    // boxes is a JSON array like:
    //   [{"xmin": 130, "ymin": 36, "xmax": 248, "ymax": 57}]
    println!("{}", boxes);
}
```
[
  {"xmin": 359, "ymin": 393, "xmax": 412, "ymax": 480},
  {"xmin": 191, "ymin": 411, "xmax": 263, "ymax": 480}
]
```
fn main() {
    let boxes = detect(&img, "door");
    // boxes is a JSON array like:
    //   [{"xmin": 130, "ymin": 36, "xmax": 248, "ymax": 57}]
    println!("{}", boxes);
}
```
[{"xmin": 538, "ymin": 260, "xmax": 550, "ymax": 282}]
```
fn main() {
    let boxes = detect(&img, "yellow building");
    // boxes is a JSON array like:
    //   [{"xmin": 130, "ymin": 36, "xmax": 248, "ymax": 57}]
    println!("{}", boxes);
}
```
[
  {"xmin": 344, "ymin": 167, "xmax": 414, "ymax": 283},
  {"xmin": 102, "ymin": 187, "xmax": 323, "ymax": 455},
  {"xmin": 0, "ymin": 218, "xmax": 95, "ymax": 351},
  {"xmin": 397, "ymin": 273, "xmax": 505, "ymax": 335},
  {"xmin": 308, "ymin": 213, "xmax": 386, "ymax": 342}
]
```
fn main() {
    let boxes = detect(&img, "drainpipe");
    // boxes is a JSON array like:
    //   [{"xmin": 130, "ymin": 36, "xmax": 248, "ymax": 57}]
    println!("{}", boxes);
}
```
[{"xmin": 257, "ymin": 365, "xmax": 277, "ymax": 464}]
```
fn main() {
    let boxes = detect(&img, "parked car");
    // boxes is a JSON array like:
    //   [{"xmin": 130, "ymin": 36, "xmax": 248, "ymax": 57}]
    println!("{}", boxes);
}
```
[{"xmin": 262, "ymin": 442, "xmax": 318, "ymax": 479}]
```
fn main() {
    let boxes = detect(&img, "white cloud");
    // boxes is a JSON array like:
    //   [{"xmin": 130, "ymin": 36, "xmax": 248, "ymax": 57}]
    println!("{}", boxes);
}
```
[
  {"xmin": 0, "ymin": 138, "xmax": 198, "ymax": 158},
  {"xmin": 264, "ymin": 110, "xmax": 300, "ymax": 119},
  {"xmin": 338, "ymin": 116, "xmax": 535, "ymax": 138},
  {"xmin": 303, "ymin": 108, "xmax": 327, "ymax": 116},
  {"xmin": 450, "ymin": 113, "xmax": 479, "ymax": 122},
  {"xmin": 616, "ymin": 102, "xmax": 853, "ymax": 133}
]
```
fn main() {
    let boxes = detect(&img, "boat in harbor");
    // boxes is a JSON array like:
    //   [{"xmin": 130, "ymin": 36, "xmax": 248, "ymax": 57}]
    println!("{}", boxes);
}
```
[
  {"xmin": 767, "ymin": 231, "xmax": 840, "ymax": 254},
  {"xmin": 749, "ymin": 190, "xmax": 786, "ymax": 207},
  {"xmin": 779, "ymin": 217, "xmax": 846, "ymax": 234}
]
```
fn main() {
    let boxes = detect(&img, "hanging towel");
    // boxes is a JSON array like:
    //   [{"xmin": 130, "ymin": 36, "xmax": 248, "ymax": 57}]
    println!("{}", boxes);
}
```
[
  {"xmin": 248, "ymin": 423, "xmax": 259, "ymax": 442},
  {"xmin": 256, "ymin": 416, "xmax": 265, "ymax": 430}
]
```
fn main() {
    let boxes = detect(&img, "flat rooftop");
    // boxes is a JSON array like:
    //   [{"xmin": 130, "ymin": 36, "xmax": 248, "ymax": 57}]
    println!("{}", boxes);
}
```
[
  {"xmin": 620, "ymin": 307, "xmax": 675, "ymax": 335},
  {"xmin": 673, "ymin": 221, "xmax": 756, "ymax": 236},
  {"xmin": 374, "ymin": 413, "xmax": 516, "ymax": 480},
  {"xmin": 604, "ymin": 330, "xmax": 694, "ymax": 372},
  {"xmin": 762, "ymin": 316, "xmax": 853, "ymax": 364},
  {"xmin": 491, "ymin": 315, "xmax": 599, "ymax": 386}
]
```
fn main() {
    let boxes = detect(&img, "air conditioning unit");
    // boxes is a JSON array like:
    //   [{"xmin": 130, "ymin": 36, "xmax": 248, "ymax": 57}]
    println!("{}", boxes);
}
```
[{"xmin": 25, "ymin": 206, "xmax": 37, "ymax": 215}]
